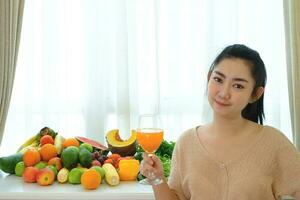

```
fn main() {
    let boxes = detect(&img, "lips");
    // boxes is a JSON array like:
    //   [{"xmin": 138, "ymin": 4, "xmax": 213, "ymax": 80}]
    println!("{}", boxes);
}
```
[{"xmin": 215, "ymin": 99, "xmax": 230, "ymax": 106}]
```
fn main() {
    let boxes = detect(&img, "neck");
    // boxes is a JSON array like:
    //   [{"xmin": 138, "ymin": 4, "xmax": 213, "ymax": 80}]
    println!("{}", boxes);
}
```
[{"xmin": 209, "ymin": 114, "xmax": 248, "ymax": 138}]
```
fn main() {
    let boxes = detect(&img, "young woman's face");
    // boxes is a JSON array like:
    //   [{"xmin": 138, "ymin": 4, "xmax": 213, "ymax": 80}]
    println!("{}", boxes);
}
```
[{"xmin": 207, "ymin": 58, "xmax": 256, "ymax": 118}]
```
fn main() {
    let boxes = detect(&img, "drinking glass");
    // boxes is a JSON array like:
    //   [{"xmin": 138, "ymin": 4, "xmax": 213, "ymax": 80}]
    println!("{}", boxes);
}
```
[{"xmin": 137, "ymin": 114, "xmax": 164, "ymax": 185}]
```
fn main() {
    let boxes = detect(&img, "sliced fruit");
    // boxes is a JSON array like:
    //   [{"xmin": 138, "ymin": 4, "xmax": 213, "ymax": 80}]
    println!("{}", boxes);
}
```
[
  {"xmin": 105, "ymin": 129, "xmax": 137, "ymax": 157},
  {"xmin": 76, "ymin": 136, "xmax": 108, "ymax": 151}
]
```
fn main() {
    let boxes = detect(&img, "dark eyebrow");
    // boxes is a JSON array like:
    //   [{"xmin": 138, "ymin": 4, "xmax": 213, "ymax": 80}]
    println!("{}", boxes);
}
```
[{"xmin": 213, "ymin": 70, "xmax": 249, "ymax": 83}]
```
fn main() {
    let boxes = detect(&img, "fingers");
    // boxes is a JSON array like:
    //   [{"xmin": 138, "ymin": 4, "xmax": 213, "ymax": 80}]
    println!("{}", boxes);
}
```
[
  {"xmin": 140, "ymin": 153, "xmax": 155, "ymax": 176},
  {"xmin": 150, "ymin": 154, "xmax": 161, "ymax": 164},
  {"xmin": 140, "ymin": 153, "xmax": 162, "ymax": 178},
  {"xmin": 148, "ymin": 155, "xmax": 164, "ymax": 179},
  {"xmin": 140, "ymin": 160, "xmax": 155, "ymax": 177}
]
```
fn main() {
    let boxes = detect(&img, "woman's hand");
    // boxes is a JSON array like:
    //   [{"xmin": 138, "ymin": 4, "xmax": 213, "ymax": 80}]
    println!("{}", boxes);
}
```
[{"xmin": 140, "ymin": 153, "xmax": 164, "ymax": 180}]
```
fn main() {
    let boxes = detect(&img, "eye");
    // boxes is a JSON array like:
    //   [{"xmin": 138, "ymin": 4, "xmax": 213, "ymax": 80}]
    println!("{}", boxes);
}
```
[
  {"xmin": 213, "ymin": 77, "xmax": 222, "ymax": 83},
  {"xmin": 233, "ymin": 84, "xmax": 244, "ymax": 89}
]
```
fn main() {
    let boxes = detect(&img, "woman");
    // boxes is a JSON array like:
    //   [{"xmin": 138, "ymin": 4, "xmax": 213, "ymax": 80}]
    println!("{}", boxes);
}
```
[{"xmin": 140, "ymin": 44, "xmax": 300, "ymax": 199}]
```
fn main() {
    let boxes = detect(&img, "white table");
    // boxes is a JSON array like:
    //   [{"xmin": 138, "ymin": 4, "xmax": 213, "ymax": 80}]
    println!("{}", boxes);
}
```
[
  {"xmin": 0, "ymin": 171, "xmax": 155, "ymax": 200},
  {"xmin": 0, "ymin": 171, "xmax": 294, "ymax": 200}
]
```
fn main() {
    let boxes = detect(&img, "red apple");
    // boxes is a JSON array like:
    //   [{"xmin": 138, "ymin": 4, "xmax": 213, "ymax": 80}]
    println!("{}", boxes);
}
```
[
  {"xmin": 48, "ymin": 157, "xmax": 62, "ymax": 171},
  {"xmin": 36, "ymin": 168, "xmax": 55, "ymax": 186},
  {"xmin": 23, "ymin": 167, "xmax": 39, "ymax": 183}
]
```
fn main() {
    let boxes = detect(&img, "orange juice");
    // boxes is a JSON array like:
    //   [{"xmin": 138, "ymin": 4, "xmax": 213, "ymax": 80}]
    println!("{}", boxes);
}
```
[{"xmin": 137, "ymin": 128, "xmax": 164, "ymax": 154}]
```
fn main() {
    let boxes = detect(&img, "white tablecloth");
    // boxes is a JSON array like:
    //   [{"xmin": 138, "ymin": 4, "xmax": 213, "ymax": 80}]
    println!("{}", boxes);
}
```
[{"xmin": 0, "ymin": 171, "xmax": 154, "ymax": 200}]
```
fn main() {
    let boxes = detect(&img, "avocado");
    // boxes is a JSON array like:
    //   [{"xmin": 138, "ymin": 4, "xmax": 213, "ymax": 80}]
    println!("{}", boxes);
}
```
[
  {"xmin": 61, "ymin": 146, "xmax": 79, "ymax": 169},
  {"xmin": 79, "ymin": 147, "xmax": 93, "ymax": 168}
]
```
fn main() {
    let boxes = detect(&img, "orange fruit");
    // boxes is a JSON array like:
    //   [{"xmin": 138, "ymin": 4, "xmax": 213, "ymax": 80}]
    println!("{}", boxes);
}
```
[
  {"xmin": 40, "ymin": 135, "xmax": 54, "ymax": 146},
  {"xmin": 63, "ymin": 138, "xmax": 80, "ymax": 148},
  {"xmin": 81, "ymin": 169, "xmax": 101, "ymax": 190},
  {"xmin": 39, "ymin": 144, "xmax": 57, "ymax": 162},
  {"xmin": 23, "ymin": 148, "xmax": 41, "ymax": 167}
]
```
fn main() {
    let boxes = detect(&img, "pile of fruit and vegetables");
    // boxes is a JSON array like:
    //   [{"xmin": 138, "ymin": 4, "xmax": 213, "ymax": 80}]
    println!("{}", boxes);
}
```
[{"xmin": 0, "ymin": 127, "xmax": 175, "ymax": 190}]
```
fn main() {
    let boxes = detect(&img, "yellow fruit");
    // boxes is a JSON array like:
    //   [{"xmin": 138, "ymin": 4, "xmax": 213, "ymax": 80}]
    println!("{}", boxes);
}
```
[
  {"xmin": 118, "ymin": 159, "xmax": 139, "ymax": 181},
  {"xmin": 102, "ymin": 163, "xmax": 119, "ymax": 186},
  {"xmin": 57, "ymin": 168, "xmax": 69, "ymax": 183}
]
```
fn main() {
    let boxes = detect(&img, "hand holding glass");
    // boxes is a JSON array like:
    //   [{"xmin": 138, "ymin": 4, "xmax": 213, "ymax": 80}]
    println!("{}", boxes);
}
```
[{"xmin": 137, "ymin": 114, "xmax": 164, "ymax": 185}]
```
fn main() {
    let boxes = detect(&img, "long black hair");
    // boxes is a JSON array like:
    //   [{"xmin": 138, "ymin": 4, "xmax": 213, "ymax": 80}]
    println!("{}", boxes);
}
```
[{"xmin": 207, "ymin": 44, "xmax": 267, "ymax": 124}]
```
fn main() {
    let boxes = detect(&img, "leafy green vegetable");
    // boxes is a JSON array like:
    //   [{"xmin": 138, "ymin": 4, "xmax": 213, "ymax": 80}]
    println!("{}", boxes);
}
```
[
  {"xmin": 156, "ymin": 140, "xmax": 176, "ymax": 158},
  {"xmin": 134, "ymin": 139, "xmax": 175, "ymax": 179},
  {"xmin": 160, "ymin": 155, "xmax": 171, "ymax": 177}
]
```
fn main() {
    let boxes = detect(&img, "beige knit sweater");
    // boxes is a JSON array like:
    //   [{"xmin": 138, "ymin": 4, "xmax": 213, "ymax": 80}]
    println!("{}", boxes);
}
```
[{"xmin": 168, "ymin": 126, "xmax": 300, "ymax": 200}]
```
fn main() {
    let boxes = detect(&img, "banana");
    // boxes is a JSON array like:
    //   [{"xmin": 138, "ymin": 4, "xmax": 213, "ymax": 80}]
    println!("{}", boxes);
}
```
[
  {"xmin": 17, "ymin": 135, "xmax": 38, "ymax": 152},
  {"xmin": 17, "ymin": 127, "xmax": 58, "ymax": 153},
  {"xmin": 18, "ymin": 140, "xmax": 39, "ymax": 154}
]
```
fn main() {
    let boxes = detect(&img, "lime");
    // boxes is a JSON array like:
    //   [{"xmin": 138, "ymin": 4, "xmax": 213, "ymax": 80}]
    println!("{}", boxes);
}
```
[
  {"xmin": 15, "ymin": 161, "xmax": 25, "ymax": 176},
  {"xmin": 68, "ymin": 168, "xmax": 83, "ymax": 184}
]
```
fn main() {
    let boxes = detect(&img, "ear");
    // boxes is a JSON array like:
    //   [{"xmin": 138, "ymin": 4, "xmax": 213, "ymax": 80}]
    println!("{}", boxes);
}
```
[{"xmin": 249, "ymin": 87, "xmax": 264, "ymax": 103}]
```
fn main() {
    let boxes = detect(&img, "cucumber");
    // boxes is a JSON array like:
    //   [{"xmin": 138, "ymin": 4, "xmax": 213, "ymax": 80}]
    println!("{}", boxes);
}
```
[{"xmin": 0, "ymin": 153, "xmax": 23, "ymax": 174}]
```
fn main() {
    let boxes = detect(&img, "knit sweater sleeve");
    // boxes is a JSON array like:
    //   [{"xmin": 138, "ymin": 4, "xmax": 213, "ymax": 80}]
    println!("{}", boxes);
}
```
[
  {"xmin": 167, "ymin": 135, "xmax": 188, "ymax": 200},
  {"xmin": 273, "ymin": 140, "xmax": 300, "ymax": 197}
]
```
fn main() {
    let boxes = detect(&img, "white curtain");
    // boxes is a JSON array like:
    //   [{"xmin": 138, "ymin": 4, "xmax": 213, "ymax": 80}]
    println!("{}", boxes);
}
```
[{"xmin": 0, "ymin": 0, "xmax": 291, "ymax": 156}]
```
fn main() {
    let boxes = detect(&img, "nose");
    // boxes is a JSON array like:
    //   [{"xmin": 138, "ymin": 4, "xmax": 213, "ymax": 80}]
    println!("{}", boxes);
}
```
[{"xmin": 218, "ymin": 84, "xmax": 231, "ymax": 99}]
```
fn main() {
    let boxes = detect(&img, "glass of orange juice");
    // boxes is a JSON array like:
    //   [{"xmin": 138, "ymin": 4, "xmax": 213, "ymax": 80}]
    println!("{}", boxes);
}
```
[{"xmin": 137, "ymin": 114, "xmax": 164, "ymax": 185}]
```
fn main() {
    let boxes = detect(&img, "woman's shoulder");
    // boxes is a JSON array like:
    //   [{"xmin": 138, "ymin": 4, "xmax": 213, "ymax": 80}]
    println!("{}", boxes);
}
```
[
  {"xmin": 175, "ymin": 126, "xmax": 198, "ymax": 146},
  {"xmin": 178, "ymin": 127, "xmax": 197, "ymax": 140},
  {"xmin": 261, "ymin": 125, "xmax": 294, "ymax": 147}
]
